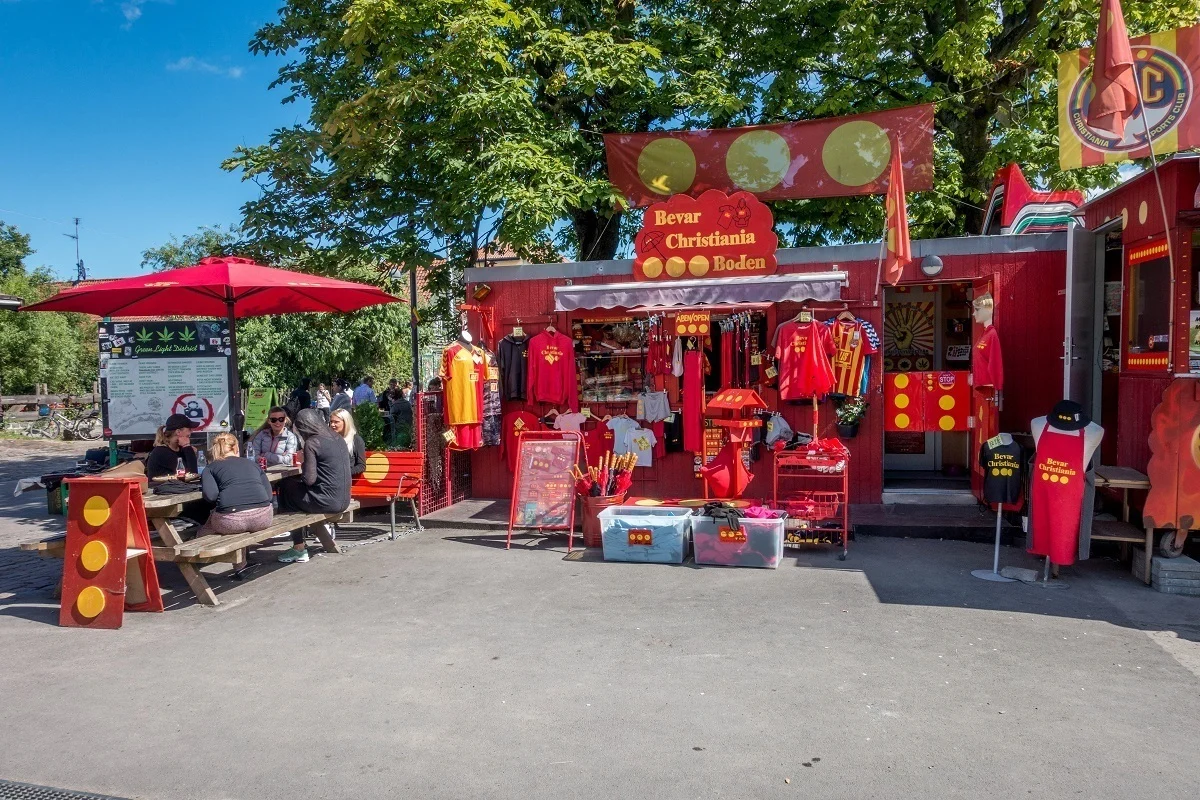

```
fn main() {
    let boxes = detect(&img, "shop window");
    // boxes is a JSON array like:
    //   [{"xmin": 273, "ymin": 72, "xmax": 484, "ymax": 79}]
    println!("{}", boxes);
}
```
[{"xmin": 1126, "ymin": 256, "xmax": 1171, "ymax": 359}]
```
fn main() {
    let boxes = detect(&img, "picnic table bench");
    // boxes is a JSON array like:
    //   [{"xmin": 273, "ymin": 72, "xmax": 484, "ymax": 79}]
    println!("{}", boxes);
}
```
[
  {"xmin": 350, "ymin": 451, "xmax": 423, "ymax": 539},
  {"xmin": 20, "ymin": 466, "xmax": 359, "ymax": 606}
]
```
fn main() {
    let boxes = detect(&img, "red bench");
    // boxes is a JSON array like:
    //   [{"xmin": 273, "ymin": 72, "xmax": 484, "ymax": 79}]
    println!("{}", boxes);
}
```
[{"xmin": 350, "ymin": 451, "xmax": 423, "ymax": 539}]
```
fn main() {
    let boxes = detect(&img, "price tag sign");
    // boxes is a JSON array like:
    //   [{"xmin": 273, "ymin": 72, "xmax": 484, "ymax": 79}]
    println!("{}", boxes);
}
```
[
  {"xmin": 628, "ymin": 528, "xmax": 653, "ymax": 546},
  {"xmin": 441, "ymin": 429, "xmax": 456, "ymax": 444},
  {"xmin": 765, "ymin": 366, "xmax": 779, "ymax": 379},
  {"xmin": 750, "ymin": 354, "xmax": 762, "ymax": 366},
  {"xmin": 718, "ymin": 526, "xmax": 747, "ymax": 544}
]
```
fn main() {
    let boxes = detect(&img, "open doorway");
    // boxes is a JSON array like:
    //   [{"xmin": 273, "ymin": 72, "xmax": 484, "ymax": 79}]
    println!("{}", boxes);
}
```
[{"xmin": 882, "ymin": 282, "xmax": 974, "ymax": 494}]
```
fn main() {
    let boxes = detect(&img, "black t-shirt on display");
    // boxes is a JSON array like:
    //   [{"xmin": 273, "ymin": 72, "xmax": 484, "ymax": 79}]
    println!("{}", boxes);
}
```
[
  {"xmin": 146, "ymin": 445, "xmax": 198, "ymax": 479},
  {"xmin": 979, "ymin": 436, "xmax": 1023, "ymax": 505},
  {"xmin": 497, "ymin": 335, "xmax": 529, "ymax": 400}
]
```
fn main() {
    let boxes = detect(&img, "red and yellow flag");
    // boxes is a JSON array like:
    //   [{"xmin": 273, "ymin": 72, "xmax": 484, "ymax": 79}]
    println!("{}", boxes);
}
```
[
  {"xmin": 1087, "ymin": 0, "xmax": 1138, "ymax": 137},
  {"xmin": 884, "ymin": 143, "xmax": 911, "ymax": 287}
]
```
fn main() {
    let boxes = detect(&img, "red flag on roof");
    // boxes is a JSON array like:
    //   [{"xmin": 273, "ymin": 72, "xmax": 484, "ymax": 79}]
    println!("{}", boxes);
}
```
[
  {"xmin": 884, "ymin": 142, "xmax": 911, "ymax": 287},
  {"xmin": 1086, "ymin": 0, "xmax": 1139, "ymax": 138}
]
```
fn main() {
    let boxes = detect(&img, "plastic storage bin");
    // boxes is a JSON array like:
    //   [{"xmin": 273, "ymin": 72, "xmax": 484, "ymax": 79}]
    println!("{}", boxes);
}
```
[
  {"xmin": 692, "ymin": 515, "xmax": 785, "ymax": 568},
  {"xmin": 598, "ymin": 506, "xmax": 692, "ymax": 563}
]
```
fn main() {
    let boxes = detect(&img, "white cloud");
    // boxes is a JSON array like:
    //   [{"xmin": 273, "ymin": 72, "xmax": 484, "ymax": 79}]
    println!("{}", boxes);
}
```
[
  {"xmin": 166, "ymin": 57, "xmax": 244, "ymax": 80},
  {"xmin": 120, "ymin": 1, "xmax": 146, "ymax": 28}
]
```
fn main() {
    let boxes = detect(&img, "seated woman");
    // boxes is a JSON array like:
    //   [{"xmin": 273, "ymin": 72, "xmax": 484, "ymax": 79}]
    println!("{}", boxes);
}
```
[
  {"xmin": 145, "ymin": 413, "xmax": 201, "ymax": 480},
  {"xmin": 330, "ymin": 408, "xmax": 367, "ymax": 477},
  {"xmin": 277, "ymin": 409, "xmax": 352, "ymax": 563},
  {"xmin": 198, "ymin": 433, "xmax": 273, "ymax": 536},
  {"xmin": 249, "ymin": 406, "xmax": 299, "ymax": 466}
]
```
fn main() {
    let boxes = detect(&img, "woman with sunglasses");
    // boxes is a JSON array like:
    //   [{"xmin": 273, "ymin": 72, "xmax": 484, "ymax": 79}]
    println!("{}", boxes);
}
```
[{"xmin": 249, "ymin": 406, "xmax": 300, "ymax": 466}]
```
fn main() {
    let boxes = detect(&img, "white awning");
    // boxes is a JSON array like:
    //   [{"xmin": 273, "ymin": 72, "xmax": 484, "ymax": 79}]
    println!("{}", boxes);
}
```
[{"xmin": 553, "ymin": 271, "xmax": 847, "ymax": 312}]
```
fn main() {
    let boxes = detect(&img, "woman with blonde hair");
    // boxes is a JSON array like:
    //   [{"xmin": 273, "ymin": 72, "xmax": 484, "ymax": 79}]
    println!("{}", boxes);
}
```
[
  {"xmin": 330, "ymin": 408, "xmax": 367, "ymax": 477},
  {"xmin": 198, "ymin": 432, "xmax": 274, "ymax": 537}
]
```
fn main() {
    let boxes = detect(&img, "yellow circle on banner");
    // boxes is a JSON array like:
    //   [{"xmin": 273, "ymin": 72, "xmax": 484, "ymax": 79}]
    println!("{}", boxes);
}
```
[
  {"xmin": 895, "ymin": 413, "xmax": 911, "ymax": 429},
  {"xmin": 688, "ymin": 255, "xmax": 710, "ymax": 276},
  {"xmin": 894, "ymin": 394, "xmax": 910, "ymax": 409},
  {"xmin": 80, "ymin": 540, "xmax": 109, "ymax": 573},
  {"xmin": 666, "ymin": 256, "xmax": 686, "ymax": 277},
  {"xmin": 822, "ymin": 121, "xmax": 891, "ymax": 187},
  {"xmin": 939, "ymin": 415, "xmax": 955, "ymax": 431},
  {"xmin": 82, "ymin": 495, "xmax": 111, "ymax": 528},
  {"xmin": 698, "ymin": 323, "xmax": 709, "ymax": 334},
  {"xmin": 894, "ymin": 374, "xmax": 910, "ymax": 389},
  {"xmin": 1138, "ymin": 201, "xmax": 1148, "ymax": 225},
  {"xmin": 687, "ymin": 324, "xmax": 698, "ymax": 334},
  {"xmin": 642, "ymin": 257, "xmax": 664, "ymax": 279},
  {"xmin": 1121, "ymin": 207, "xmax": 1129, "ymax": 228},
  {"xmin": 939, "ymin": 395, "xmax": 955, "ymax": 410},
  {"xmin": 726, "ymin": 130, "xmax": 791, "ymax": 192},
  {"xmin": 75, "ymin": 586, "xmax": 106, "ymax": 619},
  {"xmin": 637, "ymin": 138, "xmax": 696, "ymax": 196},
  {"xmin": 364, "ymin": 453, "xmax": 389, "ymax": 483},
  {"xmin": 634, "ymin": 499, "xmax": 662, "ymax": 506}
]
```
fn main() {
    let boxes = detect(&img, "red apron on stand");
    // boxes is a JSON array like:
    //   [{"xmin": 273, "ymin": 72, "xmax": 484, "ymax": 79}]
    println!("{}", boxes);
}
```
[{"xmin": 1029, "ymin": 427, "xmax": 1086, "ymax": 566}]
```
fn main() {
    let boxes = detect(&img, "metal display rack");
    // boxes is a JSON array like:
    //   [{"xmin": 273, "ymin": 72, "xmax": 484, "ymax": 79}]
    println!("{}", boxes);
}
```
[{"xmin": 773, "ymin": 449, "xmax": 850, "ymax": 560}]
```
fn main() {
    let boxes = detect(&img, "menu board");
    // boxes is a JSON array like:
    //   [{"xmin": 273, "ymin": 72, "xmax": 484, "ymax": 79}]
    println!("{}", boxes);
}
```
[
  {"xmin": 244, "ymin": 388, "xmax": 278, "ymax": 431},
  {"xmin": 509, "ymin": 435, "xmax": 581, "ymax": 531},
  {"xmin": 98, "ymin": 321, "xmax": 232, "ymax": 437}
]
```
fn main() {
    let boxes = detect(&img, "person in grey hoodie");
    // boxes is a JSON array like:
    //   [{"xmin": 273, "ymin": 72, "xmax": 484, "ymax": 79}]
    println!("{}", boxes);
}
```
[{"xmin": 276, "ymin": 408, "xmax": 352, "ymax": 563}]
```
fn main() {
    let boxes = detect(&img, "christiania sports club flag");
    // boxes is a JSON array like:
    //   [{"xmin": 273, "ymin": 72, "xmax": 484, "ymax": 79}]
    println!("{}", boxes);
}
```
[
  {"xmin": 1059, "ymin": 23, "xmax": 1200, "ymax": 170},
  {"xmin": 605, "ymin": 104, "xmax": 934, "ymax": 208}
]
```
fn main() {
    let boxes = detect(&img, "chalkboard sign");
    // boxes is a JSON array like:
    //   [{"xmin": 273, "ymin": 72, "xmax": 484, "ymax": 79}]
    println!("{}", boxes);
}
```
[
  {"xmin": 244, "ymin": 388, "xmax": 278, "ymax": 431},
  {"xmin": 507, "ymin": 432, "xmax": 581, "ymax": 535}
]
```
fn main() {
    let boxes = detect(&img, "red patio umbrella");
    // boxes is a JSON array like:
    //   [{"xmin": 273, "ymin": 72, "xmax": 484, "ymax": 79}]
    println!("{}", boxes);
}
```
[{"xmin": 21, "ymin": 256, "xmax": 404, "ymax": 430}]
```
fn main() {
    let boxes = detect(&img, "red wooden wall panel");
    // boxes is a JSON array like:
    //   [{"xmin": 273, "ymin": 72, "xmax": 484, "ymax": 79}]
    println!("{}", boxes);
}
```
[{"xmin": 1116, "ymin": 374, "xmax": 1172, "ymax": 473}]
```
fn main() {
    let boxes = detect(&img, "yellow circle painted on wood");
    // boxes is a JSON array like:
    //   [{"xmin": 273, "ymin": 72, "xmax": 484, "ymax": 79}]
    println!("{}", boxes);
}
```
[
  {"xmin": 80, "ymin": 540, "xmax": 110, "ymax": 573},
  {"xmin": 665, "ymin": 256, "xmax": 687, "ymax": 278},
  {"xmin": 364, "ymin": 453, "xmax": 390, "ymax": 484},
  {"xmin": 688, "ymin": 255, "xmax": 710, "ymax": 277},
  {"xmin": 894, "ymin": 394, "xmax": 910, "ymax": 409},
  {"xmin": 939, "ymin": 395, "xmax": 956, "ymax": 410},
  {"xmin": 1138, "ymin": 201, "xmax": 1148, "ymax": 225},
  {"xmin": 75, "ymin": 586, "xmax": 106, "ymax": 619},
  {"xmin": 687, "ymin": 324, "xmax": 698, "ymax": 334},
  {"xmin": 822, "ymin": 121, "xmax": 891, "ymax": 187},
  {"xmin": 637, "ymin": 138, "xmax": 697, "ymax": 196},
  {"xmin": 697, "ymin": 323, "xmax": 709, "ymax": 334},
  {"xmin": 893, "ymin": 374, "xmax": 910, "ymax": 389},
  {"xmin": 938, "ymin": 415, "xmax": 955, "ymax": 431},
  {"xmin": 894, "ymin": 413, "xmax": 911, "ymax": 429},
  {"xmin": 642, "ymin": 257, "xmax": 663, "ymax": 279},
  {"xmin": 82, "ymin": 495, "xmax": 111, "ymax": 528},
  {"xmin": 1121, "ymin": 207, "xmax": 1129, "ymax": 228},
  {"xmin": 726, "ymin": 130, "xmax": 791, "ymax": 192}
]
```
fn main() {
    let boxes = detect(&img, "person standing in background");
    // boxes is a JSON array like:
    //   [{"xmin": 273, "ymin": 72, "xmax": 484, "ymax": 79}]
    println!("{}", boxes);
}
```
[
  {"xmin": 329, "ymin": 379, "xmax": 353, "ymax": 415},
  {"xmin": 352, "ymin": 376, "xmax": 377, "ymax": 408},
  {"xmin": 401, "ymin": 380, "xmax": 414, "ymax": 401},
  {"xmin": 315, "ymin": 382, "xmax": 333, "ymax": 421},
  {"xmin": 288, "ymin": 378, "xmax": 312, "ymax": 417}
]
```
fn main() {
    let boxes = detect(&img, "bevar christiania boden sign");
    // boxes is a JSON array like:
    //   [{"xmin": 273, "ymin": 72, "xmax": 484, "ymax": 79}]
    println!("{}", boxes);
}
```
[{"xmin": 633, "ymin": 189, "xmax": 778, "ymax": 282}]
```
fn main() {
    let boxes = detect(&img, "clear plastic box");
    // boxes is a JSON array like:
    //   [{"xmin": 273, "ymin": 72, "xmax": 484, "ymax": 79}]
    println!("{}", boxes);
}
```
[
  {"xmin": 691, "ymin": 515, "xmax": 786, "ymax": 569},
  {"xmin": 598, "ymin": 506, "xmax": 692, "ymax": 564}
]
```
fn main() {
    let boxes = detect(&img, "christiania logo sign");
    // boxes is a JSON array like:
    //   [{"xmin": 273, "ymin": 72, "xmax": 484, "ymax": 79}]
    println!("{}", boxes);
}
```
[{"xmin": 633, "ymin": 189, "xmax": 778, "ymax": 282}]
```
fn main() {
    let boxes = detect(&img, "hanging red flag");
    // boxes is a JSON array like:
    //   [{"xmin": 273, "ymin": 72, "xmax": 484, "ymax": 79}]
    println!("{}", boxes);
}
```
[
  {"xmin": 1086, "ymin": 0, "xmax": 1139, "ymax": 138},
  {"xmin": 884, "ymin": 142, "xmax": 911, "ymax": 286}
]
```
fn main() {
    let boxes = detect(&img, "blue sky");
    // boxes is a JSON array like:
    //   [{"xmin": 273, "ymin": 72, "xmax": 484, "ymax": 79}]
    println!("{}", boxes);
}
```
[{"xmin": 1, "ymin": 0, "xmax": 305, "ymax": 279}]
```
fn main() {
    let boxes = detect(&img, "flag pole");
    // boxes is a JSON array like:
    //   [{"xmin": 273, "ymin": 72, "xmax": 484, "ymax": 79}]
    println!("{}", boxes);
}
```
[
  {"xmin": 873, "ymin": 230, "xmax": 887, "ymax": 301},
  {"xmin": 1129, "ymin": 69, "xmax": 1177, "ymax": 353}
]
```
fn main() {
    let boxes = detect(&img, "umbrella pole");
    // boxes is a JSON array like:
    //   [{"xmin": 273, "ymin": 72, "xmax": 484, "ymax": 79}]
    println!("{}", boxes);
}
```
[
  {"xmin": 226, "ymin": 299, "xmax": 244, "ymax": 435},
  {"xmin": 409, "ymin": 266, "xmax": 421, "ymax": 389}
]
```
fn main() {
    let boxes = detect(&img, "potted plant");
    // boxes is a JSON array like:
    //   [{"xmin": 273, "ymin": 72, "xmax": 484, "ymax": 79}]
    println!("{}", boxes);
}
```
[{"xmin": 835, "ymin": 397, "xmax": 868, "ymax": 439}]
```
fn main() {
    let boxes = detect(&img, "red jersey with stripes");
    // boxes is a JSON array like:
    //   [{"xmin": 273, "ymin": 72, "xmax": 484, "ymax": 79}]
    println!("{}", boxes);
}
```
[{"xmin": 826, "ymin": 317, "xmax": 880, "ymax": 397}]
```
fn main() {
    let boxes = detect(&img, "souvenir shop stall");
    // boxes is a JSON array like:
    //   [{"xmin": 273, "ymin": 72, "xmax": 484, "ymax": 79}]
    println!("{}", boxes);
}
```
[{"xmin": 433, "ymin": 186, "xmax": 1072, "ymax": 564}]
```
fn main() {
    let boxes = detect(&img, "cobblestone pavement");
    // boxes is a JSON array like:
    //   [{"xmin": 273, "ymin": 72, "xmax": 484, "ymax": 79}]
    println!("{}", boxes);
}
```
[{"xmin": 1, "ymin": 439, "xmax": 101, "ymax": 599}]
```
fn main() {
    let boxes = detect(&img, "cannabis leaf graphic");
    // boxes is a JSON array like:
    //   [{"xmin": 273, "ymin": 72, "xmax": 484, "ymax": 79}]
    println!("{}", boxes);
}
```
[
  {"xmin": 135, "ymin": 327, "xmax": 154, "ymax": 343},
  {"xmin": 178, "ymin": 328, "xmax": 196, "ymax": 343},
  {"xmin": 157, "ymin": 327, "xmax": 176, "ymax": 342}
]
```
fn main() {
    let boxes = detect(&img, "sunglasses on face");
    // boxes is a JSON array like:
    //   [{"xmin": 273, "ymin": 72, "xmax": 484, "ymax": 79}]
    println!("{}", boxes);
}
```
[{"xmin": 269, "ymin": 417, "xmax": 286, "ymax": 423}]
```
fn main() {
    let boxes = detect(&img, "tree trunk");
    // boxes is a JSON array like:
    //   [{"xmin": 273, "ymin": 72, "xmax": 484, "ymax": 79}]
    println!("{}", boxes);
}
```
[
  {"xmin": 943, "ymin": 107, "xmax": 994, "ymax": 235},
  {"xmin": 572, "ymin": 208, "xmax": 623, "ymax": 261}
]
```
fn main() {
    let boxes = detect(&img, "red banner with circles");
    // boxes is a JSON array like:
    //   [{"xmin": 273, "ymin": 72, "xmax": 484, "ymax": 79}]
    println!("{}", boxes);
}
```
[
  {"xmin": 884, "ymin": 371, "xmax": 971, "ymax": 433},
  {"xmin": 605, "ymin": 104, "xmax": 935, "ymax": 208},
  {"xmin": 634, "ymin": 190, "xmax": 778, "ymax": 281}
]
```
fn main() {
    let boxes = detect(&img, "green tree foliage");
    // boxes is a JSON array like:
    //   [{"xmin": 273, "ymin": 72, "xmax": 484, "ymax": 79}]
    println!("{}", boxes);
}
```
[
  {"xmin": 0, "ymin": 221, "xmax": 97, "ymax": 394},
  {"xmin": 228, "ymin": 0, "xmax": 1200, "ymax": 267},
  {"xmin": 140, "ymin": 225, "xmax": 242, "ymax": 271},
  {"xmin": 352, "ymin": 401, "xmax": 386, "ymax": 450}
]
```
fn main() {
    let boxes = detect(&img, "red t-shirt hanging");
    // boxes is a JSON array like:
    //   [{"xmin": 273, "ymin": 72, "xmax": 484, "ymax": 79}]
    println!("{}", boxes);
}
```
[
  {"xmin": 583, "ymin": 422, "xmax": 615, "ymax": 466},
  {"xmin": 972, "ymin": 326, "xmax": 1004, "ymax": 392},
  {"xmin": 500, "ymin": 411, "xmax": 541, "ymax": 474},
  {"xmin": 526, "ymin": 330, "xmax": 579, "ymax": 411},
  {"xmin": 774, "ymin": 319, "xmax": 836, "ymax": 400}
]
